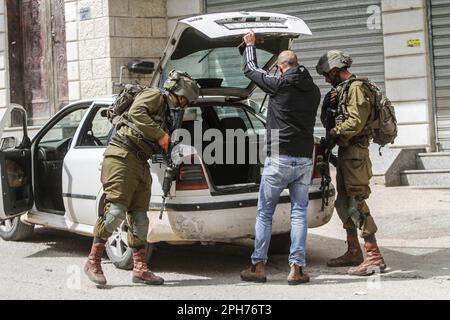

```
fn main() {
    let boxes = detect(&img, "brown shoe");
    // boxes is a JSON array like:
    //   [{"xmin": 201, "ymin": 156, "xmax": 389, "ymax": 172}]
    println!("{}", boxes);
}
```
[
  {"xmin": 287, "ymin": 264, "xmax": 310, "ymax": 285},
  {"xmin": 348, "ymin": 242, "xmax": 387, "ymax": 276},
  {"xmin": 240, "ymin": 262, "xmax": 266, "ymax": 283},
  {"xmin": 84, "ymin": 243, "xmax": 107, "ymax": 285},
  {"xmin": 132, "ymin": 249, "xmax": 164, "ymax": 285},
  {"xmin": 327, "ymin": 236, "xmax": 364, "ymax": 267}
]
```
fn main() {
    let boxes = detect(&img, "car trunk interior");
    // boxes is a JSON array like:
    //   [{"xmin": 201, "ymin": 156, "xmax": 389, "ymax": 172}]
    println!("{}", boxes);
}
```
[{"xmin": 180, "ymin": 104, "xmax": 263, "ymax": 191}]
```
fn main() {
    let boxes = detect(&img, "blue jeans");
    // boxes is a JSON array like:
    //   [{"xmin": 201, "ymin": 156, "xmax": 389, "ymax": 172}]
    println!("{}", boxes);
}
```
[{"xmin": 251, "ymin": 155, "xmax": 313, "ymax": 267}]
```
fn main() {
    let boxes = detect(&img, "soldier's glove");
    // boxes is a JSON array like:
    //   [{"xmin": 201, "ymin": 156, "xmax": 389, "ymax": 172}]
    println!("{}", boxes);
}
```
[{"xmin": 322, "ymin": 90, "xmax": 338, "ymax": 110}]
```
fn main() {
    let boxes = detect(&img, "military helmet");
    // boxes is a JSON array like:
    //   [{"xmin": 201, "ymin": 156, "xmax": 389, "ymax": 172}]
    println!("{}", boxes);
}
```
[
  {"xmin": 163, "ymin": 70, "xmax": 200, "ymax": 103},
  {"xmin": 316, "ymin": 50, "xmax": 353, "ymax": 75}
]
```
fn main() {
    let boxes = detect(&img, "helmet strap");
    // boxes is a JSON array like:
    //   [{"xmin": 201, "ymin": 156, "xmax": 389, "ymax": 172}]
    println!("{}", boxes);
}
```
[
  {"xmin": 331, "ymin": 69, "xmax": 343, "ymax": 87},
  {"xmin": 167, "ymin": 92, "xmax": 179, "ymax": 107},
  {"xmin": 176, "ymin": 94, "xmax": 183, "ymax": 107}
]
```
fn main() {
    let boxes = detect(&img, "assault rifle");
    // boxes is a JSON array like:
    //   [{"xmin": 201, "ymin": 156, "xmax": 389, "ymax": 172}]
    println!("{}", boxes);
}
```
[
  {"xmin": 158, "ymin": 106, "xmax": 184, "ymax": 220},
  {"xmin": 318, "ymin": 89, "xmax": 339, "ymax": 211}
]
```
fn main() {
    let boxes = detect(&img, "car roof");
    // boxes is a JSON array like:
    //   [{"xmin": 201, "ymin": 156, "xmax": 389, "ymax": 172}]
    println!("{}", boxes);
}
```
[
  {"xmin": 69, "ymin": 94, "xmax": 249, "ymax": 108},
  {"xmin": 90, "ymin": 96, "xmax": 116, "ymax": 104}
]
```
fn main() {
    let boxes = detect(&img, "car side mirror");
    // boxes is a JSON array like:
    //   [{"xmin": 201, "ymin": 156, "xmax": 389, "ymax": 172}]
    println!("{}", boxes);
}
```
[
  {"xmin": 0, "ymin": 136, "xmax": 19, "ymax": 150},
  {"xmin": 127, "ymin": 60, "xmax": 155, "ymax": 74}
]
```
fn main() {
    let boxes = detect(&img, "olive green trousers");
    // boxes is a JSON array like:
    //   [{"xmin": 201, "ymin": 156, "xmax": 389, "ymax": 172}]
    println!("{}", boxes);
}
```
[
  {"xmin": 94, "ymin": 145, "xmax": 151, "ymax": 248},
  {"xmin": 334, "ymin": 145, "xmax": 378, "ymax": 238}
]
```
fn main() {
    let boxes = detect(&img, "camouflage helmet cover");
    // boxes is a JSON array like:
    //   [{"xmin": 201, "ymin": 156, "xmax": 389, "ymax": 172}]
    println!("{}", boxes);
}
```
[
  {"xmin": 163, "ymin": 70, "xmax": 200, "ymax": 103},
  {"xmin": 316, "ymin": 50, "xmax": 353, "ymax": 75}
]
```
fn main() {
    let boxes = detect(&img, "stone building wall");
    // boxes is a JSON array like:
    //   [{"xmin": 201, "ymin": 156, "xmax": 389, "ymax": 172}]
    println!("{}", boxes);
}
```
[
  {"xmin": 65, "ymin": 0, "xmax": 110, "ymax": 101},
  {"xmin": 64, "ymin": 0, "xmax": 168, "ymax": 102},
  {"xmin": 108, "ymin": 0, "xmax": 167, "ymax": 89},
  {"xmin": 167, "ymin": 0, "xmax": 203, "ymax": 35}
]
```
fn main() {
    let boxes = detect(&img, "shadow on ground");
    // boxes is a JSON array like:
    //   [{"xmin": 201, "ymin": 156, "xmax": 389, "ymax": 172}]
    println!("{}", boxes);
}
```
[
  {"xmin": 23, "ymin": 227, "xmax": 92, "ymax": 258},
  {"xmin": 14, "ymin": 226, "xmax": 450, "ymax": 287}
]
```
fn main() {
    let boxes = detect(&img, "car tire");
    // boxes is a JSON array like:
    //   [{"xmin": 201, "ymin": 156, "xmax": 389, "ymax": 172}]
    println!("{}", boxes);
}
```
[
  {"xmin": 105, "ymin": 222, "xmax": 154, "ymax": 270},
  {"xmin": 0, "ymin": 216, "xmax": 34, "ymax": 241},
  {"xmin": 269, "ymin": 233, "xmax": 291, "ymax": 255}
]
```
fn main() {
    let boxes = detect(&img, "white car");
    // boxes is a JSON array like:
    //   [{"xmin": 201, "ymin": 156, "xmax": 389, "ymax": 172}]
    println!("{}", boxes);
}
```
[{"xmin": 0, "ymin": 12, "xmax": 335, "ymax": 269}]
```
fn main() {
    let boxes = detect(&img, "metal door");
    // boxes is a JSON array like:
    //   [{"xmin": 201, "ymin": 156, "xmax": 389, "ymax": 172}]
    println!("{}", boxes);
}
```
[
  {"xmin": 206, "ymin": 0, "xmax": 385, "ymax": 134},
  {"xmin": 430, "ymin": 0, "xmax": 450, "ymax": 151}
]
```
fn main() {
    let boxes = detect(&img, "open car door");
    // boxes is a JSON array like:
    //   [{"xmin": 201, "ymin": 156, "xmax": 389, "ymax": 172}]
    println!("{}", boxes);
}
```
[{"xmin": 0, "ymin": 104, "xmax": 33, "ymax": 220}]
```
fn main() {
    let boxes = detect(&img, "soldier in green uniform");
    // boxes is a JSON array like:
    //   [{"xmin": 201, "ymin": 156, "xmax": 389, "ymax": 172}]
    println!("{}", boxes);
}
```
[
  {"xmin": 316, "ymin": 51, "xmax": 386, "ymax": 276},
  {"xmin": 84, "ymin": 71, "xmax": 200, "ymax": 286}
]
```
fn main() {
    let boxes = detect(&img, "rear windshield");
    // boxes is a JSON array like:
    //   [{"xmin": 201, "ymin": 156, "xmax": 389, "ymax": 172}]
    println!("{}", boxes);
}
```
[{"xmin": 162, "ymin": 47, "xmax": 273, "ymax": 89}]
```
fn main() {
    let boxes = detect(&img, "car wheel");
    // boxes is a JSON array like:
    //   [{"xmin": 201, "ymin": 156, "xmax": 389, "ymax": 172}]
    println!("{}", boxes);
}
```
[
  {"xmin": 105, "ymin": 222, "xmax": 154, "ymax": 270},
  {"xmin": 269, "ymin": 233, "xmax": 291, "ymax": 255},
  {"xmin": 0, "ymin": 216, "xmax": 34, "ymax": 241}
]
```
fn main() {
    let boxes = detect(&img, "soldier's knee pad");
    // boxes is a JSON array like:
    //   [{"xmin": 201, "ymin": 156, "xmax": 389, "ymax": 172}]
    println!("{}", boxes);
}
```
[
  {"xmin": 128, "ymin": 211, "xmax": 149, "ymax": 241},
  {"xmin": 104, "ymin": 203, "xmax": 127, "ymax": 234}
]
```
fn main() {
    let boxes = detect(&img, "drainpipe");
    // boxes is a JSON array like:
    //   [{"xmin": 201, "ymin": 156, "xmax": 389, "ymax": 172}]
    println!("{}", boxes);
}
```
[{"xmin": 426, "ymin": 0, "xmax": 440, "ymax": 152}]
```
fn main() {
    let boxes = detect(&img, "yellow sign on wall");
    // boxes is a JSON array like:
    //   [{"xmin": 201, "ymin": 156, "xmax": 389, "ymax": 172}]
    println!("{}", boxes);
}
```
[{"xmin": 407, "ymin": 39, "xmax": 421, "ymax": 47}]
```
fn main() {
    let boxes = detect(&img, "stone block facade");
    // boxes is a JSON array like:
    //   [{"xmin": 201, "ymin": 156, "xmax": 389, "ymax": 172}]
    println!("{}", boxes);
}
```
[
  {"xmin": 109, "ymin": 0, "xmax": 167, "ymax": 90},
  {"xmin": 65, "ymin": 0, "xmax": 109, "ymax": 100},
  {"xmin": 167, "ymin": 0, "xmax": 202, "ymax": 35},
  {"xmin": 64, "ymin": 0, "xmax": 168, "ymax": 101}
]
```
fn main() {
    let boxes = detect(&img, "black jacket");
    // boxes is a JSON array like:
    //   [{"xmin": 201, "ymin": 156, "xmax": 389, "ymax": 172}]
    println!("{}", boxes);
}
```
[{"xmin": 243, "ymin": 45, "xmax": 320, "ymax": 158}]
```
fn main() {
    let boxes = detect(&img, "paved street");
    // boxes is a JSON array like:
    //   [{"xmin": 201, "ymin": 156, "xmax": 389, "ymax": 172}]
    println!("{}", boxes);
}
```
[{"xmin": 1, "ymin": 183, "xmax": 450, "ymax": 300}]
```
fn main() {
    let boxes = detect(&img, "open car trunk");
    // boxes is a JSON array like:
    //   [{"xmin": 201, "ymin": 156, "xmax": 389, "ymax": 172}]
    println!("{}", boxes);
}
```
[
  {"xmin": 205, "ymin": 135, "xmax": 262, "ymax": 192},
  {"xmin": 151, "ymin": 11, "xmax": 312, "ymax": 99},
  {"xmin": 178, "ymin": 103, "xmax": 265, "ymax": 194}
]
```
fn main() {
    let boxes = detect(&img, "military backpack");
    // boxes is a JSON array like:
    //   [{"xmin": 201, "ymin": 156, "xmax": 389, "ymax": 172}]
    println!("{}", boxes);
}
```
[
  {"xmin": 338, "ymin": 77, "xmax": 398, "ymax": 151},
  {"xmin": 105, "ymin": 84, "xmax": 145, "ymax": 127}
]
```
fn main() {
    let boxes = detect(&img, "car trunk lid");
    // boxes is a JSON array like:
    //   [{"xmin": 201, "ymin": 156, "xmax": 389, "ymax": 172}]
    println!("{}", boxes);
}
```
[{"xmin": 151, "ymin": 11, "xmax": 312, "ymax": 99}]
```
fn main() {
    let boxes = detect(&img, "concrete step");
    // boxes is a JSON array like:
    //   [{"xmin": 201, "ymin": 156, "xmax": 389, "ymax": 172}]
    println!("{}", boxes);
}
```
[
  {"xmin": 400, "ymin": 169, "xmax": 450, "ymax": 187},
  {"xmin": 417, "ymin": 152, "xmax": 450, "ymax": 170}
]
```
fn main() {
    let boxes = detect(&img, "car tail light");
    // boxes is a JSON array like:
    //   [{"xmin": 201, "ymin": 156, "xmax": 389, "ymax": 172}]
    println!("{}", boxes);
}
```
[
  {"xmin": 312, "ymin": 143, "xmax": 323, "ymax": 181},
  {"xmin": 176, "ymin": 156, "xmax": 209, "ymax": 191}
]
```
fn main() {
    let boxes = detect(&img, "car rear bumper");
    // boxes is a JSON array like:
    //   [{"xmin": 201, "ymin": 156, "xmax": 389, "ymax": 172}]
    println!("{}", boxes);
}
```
[{"xmin": 147, "ymin": 186, "xmax": 335, "ymax": 243}]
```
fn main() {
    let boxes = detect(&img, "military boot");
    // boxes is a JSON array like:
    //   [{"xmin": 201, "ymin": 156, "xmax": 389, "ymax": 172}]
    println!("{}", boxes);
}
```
[
  {"xmin": 327, "ymin": 236, "xmax": 364, "ymax": 267},
  {"xmin": 348, "ymin": 242, "xmax": 386, "ymax": 276},
  {"xmin": 240, "ymin": 262, "xmax": 266, "ymax": 283},
  {"xmin": 287, "ymin": 264, "xmax": 310, "ymax": 285},
  {"xmin": 84, "ymin": 243, "xmax": 107, "ymax": 285},
  {"xmin": 132, "ymin": 249, "xmax": 164, "ymax": 285}
]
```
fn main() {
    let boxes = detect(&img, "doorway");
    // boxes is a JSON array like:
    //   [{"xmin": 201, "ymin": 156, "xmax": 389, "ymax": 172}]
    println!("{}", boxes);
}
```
[{"xmin": 7, "ymin": 0, "xmax": 69, "ymax": 126}]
